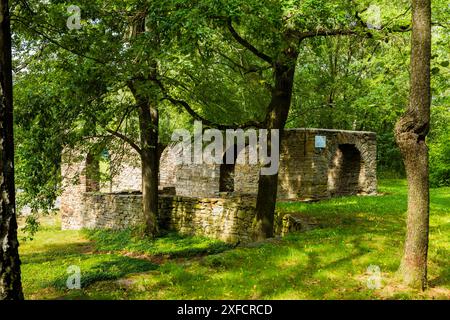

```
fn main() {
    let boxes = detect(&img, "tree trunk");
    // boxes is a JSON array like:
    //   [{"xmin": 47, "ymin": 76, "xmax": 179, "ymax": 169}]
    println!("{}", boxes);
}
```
[
  {"xmin": 253, "ymin": 50, "xmax": 298, "ymax": 240},
  {"xmin": 138, "ymin": 101, "xmax": 159, "ymax": 237},
  {"xmin": 127, "ymin": 14, "xmax": 160, "ymax": 237},
  {"xmin": 394, "ymin": 0, "xmax": 431, "ymax": 290},
  {"xmin": 0, "ymin": 0, "xmax": 24, "ymax": 300}
]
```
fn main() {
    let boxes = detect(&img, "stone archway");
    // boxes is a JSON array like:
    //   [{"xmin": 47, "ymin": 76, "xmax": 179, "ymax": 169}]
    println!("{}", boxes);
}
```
[{"xmin": 328, "ymin": 143, "xmax": 363, "ymax": 196}]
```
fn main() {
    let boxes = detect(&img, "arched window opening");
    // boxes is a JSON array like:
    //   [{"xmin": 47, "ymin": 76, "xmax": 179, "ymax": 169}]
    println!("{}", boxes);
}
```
[{"xmin": 328, "ymin": 144, "xmax": 362, "ymax": 196}]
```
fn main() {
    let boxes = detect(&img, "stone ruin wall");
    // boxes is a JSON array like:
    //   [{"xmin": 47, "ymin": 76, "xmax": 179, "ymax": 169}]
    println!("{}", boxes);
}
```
[
  {"xmin": 171, "ymin": 128, "xmax": 377, "ymax": 200},
  {"xmin": 61, "ymin": 193, "xmax": 143, "ymax": 230},
  {"xmin": 60, "ymin": 151, "xmax": 89, "ymax": 225},
  {"xmin": 61, "ymin": 192, "xmax": 300, "ymax": 243},
  {"xmin": 279, "ymin": 129, "xmax": 377, "ymax": 199},
  {"xmin": 60, "ymin": 146, "xmax": 142, "ymax": 227},
  {"xmin": 60, "ymin": 128, "xmax": 377, "ymax": 243},
  {"xmin": 159, "ymin": 194, "xmax": 258, "ymax": 243},
  {"xmin": 61, "ymin": 128, "xmax": 377, "ymax": 202}
]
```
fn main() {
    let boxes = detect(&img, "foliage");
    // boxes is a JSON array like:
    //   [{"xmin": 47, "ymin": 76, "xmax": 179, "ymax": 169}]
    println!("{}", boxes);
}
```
[
  {"xmin": 10, "ymin": 1, "xmax": 450, "ymax": 212},
  {"xmin": 428, "ymin": 25, "xmax": 450, "ymax": 187},
  {"xmin": 429, "ymin": 107, "xmax": 450, "ymax": 187}
]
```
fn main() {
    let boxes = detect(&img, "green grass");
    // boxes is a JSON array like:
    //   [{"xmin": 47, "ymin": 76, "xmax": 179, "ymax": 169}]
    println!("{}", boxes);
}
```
[
  {"xmin": 19, "ymin": 224, "xmax": 157, "ymax": 299},
  {"xmin": 19, "ymin": 180, "xmax": 450, "ymax": 300},
  {"xmin": 84, "ymin": 229, "xmax": 233, "ymax": 258}
]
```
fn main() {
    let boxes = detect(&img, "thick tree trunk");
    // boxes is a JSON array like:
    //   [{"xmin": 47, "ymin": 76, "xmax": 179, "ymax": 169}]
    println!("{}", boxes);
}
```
[
  {"xmin": 253, "ymin": 50, "xmax": 298, "ymax": 240},
  {"xmin": 395, "ymin": 0, "xmax": 431, "ymax": 290},
  {"xmin": 138, "ymin": 102, "xmax": 159, "ymax": 237},
  {"xmin": 0, "ymin": 0, "xmax": 24, "ymax": 300},
  {"xmin": 127, "ymin": 14, "xmax": 160, "ymax": 237}
]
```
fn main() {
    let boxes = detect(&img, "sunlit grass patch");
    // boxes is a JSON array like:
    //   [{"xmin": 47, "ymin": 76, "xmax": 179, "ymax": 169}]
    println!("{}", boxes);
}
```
[{"xmin": 19, "ymin": 226, "xmax": 157, "ymax": 299}]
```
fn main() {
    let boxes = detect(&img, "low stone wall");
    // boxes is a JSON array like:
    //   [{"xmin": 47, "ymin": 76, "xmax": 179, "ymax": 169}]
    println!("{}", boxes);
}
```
[
  {"xmin": 61, "ymin": 192, "xmax": 144, "ymax": 230},
  {"xmin": 61, "ymin": 193, "xmax": 299, "ymax": 243},
  {"xmin": 159, "ymin": 194, "xmax": 258, "ymax": 243}
]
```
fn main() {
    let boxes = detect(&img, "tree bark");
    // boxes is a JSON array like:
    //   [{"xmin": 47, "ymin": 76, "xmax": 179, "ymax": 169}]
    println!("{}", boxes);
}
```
[
  {"xmin": 127, "ymin": 78, "xmax": 160, "ymax": 238},
  {"xmin": 394, "ymin": 0, "xmax": 431, "ymax": 290},
  {"xmin": 138, "ymin": 100, "xmax": 159, "ymax": 237},
  {"xmin": 0, "ymin": 0, "xmax": 24, "ymax": 300},
  {"xmin": 253, "ymin": 48, "xmax": 298, "ymax": 240}
]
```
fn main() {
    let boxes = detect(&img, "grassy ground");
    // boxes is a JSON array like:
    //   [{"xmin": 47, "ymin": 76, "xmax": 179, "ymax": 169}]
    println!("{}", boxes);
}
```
[{"xmin": 19, "ymin": 180, "xmax": 449, "ymax": 300}]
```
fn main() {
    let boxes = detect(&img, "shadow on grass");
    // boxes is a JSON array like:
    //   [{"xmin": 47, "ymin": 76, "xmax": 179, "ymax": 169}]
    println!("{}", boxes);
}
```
[
  {"xmin": 84, "ymin": 229, "xmax": 234, "ymax": 259},
  {"xmin": 428, "ymin": 254, "xmax": 450, "ymax": 288},
  {"xmin": 51, "ymin": 256, "xmax": 158, "ymax": 289},
  {"xmin": 179, "ymin": 236, "xmax": 374, "ymax": 299},
  {"xmin": 20, "ymin": 242, "xmax": 95, "ymax": 265}
]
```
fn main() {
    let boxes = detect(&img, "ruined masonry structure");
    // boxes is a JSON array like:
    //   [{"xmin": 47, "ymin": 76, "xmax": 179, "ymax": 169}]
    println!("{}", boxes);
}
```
[{"xmin": 60, "ymin": 128, "xmax": 377, "ymax": 243}]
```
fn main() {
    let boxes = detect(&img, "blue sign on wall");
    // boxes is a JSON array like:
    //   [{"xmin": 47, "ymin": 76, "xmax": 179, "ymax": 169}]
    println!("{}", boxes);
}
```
[{"xmin": 315, "ymin": 135, "xmax": 327, "ymax": 149}]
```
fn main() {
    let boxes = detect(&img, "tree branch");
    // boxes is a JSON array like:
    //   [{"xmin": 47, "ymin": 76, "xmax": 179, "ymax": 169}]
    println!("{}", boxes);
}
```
[
  {"xmin": 432, "ymin": 21, "xmax": 449, "ymax": 29},
  {"xmin": 226, "ymin": 18, "xmax": 273, "ymax": 65},
  {"xmin": 154, "ymin": 77, "xmax": 262, "ymax": 130},
  {"xmin": 106, "ymin": 129, "xmax": 142, "ymax": 155},
  {"xmin": 296, "ymin": 28, "xmax": 363, "ymax": 41},
  {"xmin": 294, "ymin": 7, "xmax": 412, "ymax": 42},
  {"xmin": 105, "ymin": 103, "xmax": 143, "ymax": 155}
]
